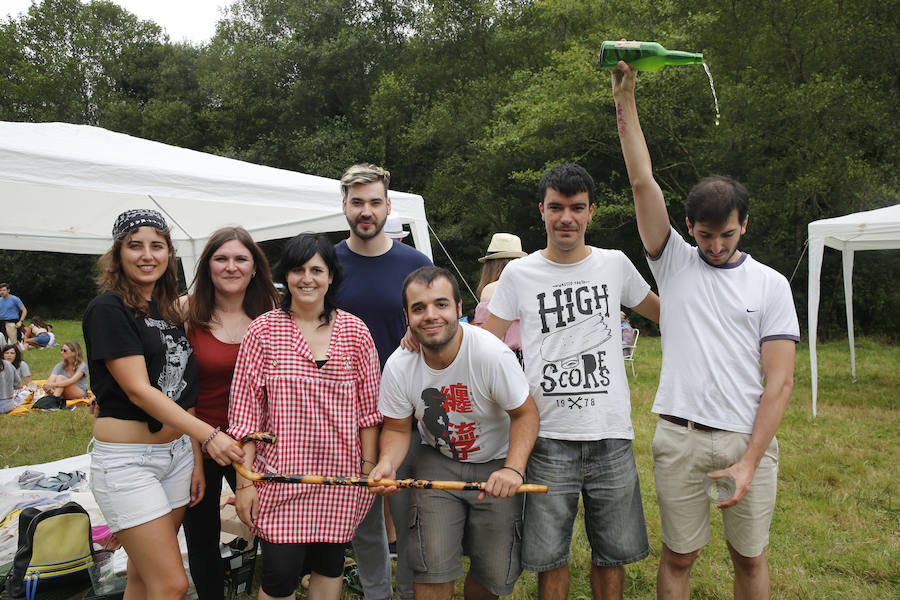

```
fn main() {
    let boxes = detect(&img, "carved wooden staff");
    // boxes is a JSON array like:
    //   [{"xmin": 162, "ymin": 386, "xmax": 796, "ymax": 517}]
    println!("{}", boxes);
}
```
[{"xmin": 234, "ymin": 432, "xmax": 548, "ymax": 494}]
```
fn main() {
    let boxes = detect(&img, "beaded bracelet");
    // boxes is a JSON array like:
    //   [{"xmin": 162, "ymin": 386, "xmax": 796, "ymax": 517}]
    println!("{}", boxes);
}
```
[
  {"xmin": 200, "ymin": 426, "xmax": 221, "ymax": 453},
  {"xmin": 361, "ymin": 459, "xmax": 377, "ymax": 467},
  {"xmin": 501, "ymin": 466, "xmax": 525, "ymax": 482}
]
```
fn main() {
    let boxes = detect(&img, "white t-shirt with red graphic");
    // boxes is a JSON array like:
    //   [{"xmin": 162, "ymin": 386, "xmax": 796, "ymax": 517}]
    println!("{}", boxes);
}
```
[{"xmin": 379, "ymin": 323, "xmax": 529, "ymax": 463}]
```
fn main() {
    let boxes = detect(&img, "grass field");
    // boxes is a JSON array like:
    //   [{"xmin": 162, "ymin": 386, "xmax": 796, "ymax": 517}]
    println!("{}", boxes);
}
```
[{"xmin": 1, "ymin": 322, "xmax": 897, "ymax": 599}]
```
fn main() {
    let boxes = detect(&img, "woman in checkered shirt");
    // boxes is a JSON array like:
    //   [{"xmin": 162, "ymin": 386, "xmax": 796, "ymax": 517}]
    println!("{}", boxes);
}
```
[{"xmin": 228, "ymin": 233, "xmax": 382, "ymax": 600}]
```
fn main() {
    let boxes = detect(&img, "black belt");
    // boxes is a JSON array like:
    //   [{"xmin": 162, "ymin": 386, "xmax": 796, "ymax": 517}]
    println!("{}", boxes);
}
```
[{"xmin": 660, "ymin": 414, "xmax": 722, "ymax": 432}]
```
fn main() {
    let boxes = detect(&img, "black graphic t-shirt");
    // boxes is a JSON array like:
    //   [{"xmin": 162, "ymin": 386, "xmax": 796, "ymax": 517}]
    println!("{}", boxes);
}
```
[{"xmin": 83, "ymin": 291, "xmax": 197, "ymax": 432}]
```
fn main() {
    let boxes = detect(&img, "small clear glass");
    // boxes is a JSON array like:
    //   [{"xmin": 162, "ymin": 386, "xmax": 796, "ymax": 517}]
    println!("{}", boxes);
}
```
[
  {"xmin": 88, "ymin": 550, "xmax": 118, "ymax": 595},
  {"xmin": 703, "ymin": 474, "xmax": 736, "ymax": 504}
]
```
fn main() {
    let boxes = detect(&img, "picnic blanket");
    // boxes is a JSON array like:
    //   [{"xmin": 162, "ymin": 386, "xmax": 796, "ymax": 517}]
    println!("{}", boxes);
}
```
[
  {"xmin": 0, "ymin": 455, "xmax": 240, "ymax": 600},
  {"xmin": 6, "ymin": 380, "xmax": 93, "ymax": 416}
]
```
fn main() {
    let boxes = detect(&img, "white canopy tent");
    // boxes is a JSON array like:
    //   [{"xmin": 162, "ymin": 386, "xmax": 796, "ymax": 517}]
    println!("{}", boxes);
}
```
[
  {"xmin": 807, "ymin": 204, "xmax": 900, "ymax": 416},
  {"xmin": 0, "ymin": 121, "xmax": 433, "ymax": 278}
]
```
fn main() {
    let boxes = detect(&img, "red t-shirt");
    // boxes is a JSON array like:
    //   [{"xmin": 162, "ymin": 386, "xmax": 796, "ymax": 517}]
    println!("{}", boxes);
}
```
[{"xmin": 187, "ymin": 325, "xmax": 240, "ymax": 432}]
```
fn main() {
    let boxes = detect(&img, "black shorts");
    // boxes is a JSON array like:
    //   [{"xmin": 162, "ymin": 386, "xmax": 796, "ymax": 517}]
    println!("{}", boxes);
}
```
[{"xmin": 259, "ymin": 539, "xmax": 345, "ymax": 597}]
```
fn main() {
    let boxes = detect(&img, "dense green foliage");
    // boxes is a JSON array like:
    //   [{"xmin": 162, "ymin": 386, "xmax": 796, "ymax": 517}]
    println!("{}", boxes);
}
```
[{"xmin": 1, "ymin": 0, "xmax": 898, "ymax": 336}]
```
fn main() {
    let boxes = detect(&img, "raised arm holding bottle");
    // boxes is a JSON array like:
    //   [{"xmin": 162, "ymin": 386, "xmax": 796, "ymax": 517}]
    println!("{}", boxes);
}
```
[{"xmin": 611, "ymin": 59, "xmax": 799, "ymax": 600}]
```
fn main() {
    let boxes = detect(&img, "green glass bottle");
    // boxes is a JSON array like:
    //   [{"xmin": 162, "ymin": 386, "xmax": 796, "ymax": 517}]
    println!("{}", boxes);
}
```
[{"xmin": 599, "ymin": 40, "xmax": 703, "ymax": 71}]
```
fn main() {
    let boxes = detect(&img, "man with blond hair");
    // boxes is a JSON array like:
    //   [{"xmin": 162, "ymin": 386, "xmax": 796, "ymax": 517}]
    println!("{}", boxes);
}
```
[{"xmin": 335, "ymin": 163, "xmax": 432, "ymax": 600}]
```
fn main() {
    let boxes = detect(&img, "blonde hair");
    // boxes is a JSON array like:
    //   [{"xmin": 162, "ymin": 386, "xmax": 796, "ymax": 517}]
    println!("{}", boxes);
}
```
[
  {"xmin": 340, "ymin": 163, "xmax": 390, "ymax": 199},
  {"xmin": 62, "ymin": 341, "xmax": 85, "ymax": 371},
  {"xmin": 476, "ymin": 257, "xmax": 514, "ymax": 299}
]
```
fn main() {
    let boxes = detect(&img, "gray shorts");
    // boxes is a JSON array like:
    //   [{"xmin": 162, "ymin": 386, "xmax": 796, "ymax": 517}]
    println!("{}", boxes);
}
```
[
  {"xmin": 408, "ymin": 445, "xmax": 523, "ymax": 596},
  {"xmin": 522, "ymin": 437, "xmax": 650, "ymax": 570},
  {"xmin": 90, "ymin": 436, "xmax": 193, "ymax": 532}
]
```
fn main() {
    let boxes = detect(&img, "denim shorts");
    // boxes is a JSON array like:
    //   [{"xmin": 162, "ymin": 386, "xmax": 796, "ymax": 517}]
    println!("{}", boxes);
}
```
[
  {"xmin": 522, "ymin": 437, "xmax": 650, "ymax": 570},
  {"xmin": 34, "ymin": 333, "xmax": 51, "ymax": 347},
  {"xmin": 408, "ymin": 445, "xmax": 524, "ymax": 596},
  {"xmin": 652, "ymin": 418, "xmax": 778, "ymax": 557},
  {"xmin": 90, "ymin": 436, "xmax": 193, "ymax": 532}
]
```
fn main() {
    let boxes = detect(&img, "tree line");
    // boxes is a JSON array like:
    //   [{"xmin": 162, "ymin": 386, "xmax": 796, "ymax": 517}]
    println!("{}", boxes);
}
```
[{"xmin": 2, "ymin": 0, "xmax": 898, "ymax": 339}]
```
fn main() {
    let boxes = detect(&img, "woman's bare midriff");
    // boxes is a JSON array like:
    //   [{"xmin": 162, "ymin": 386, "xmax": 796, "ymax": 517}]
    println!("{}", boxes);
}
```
[{"xmin": 93, "ymin": 417, "xmax": 185, "ymax": 445}]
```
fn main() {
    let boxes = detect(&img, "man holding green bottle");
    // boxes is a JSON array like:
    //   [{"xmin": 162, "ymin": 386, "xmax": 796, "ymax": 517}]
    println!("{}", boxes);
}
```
[{"xmin": 612, "ymin": 59, "xmax": 799, "ymax": 600}]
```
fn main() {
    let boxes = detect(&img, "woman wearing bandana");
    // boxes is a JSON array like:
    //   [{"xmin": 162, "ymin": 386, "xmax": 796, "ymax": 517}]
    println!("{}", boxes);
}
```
[{"xmin": 82, "ymin": 209, "xmax": 245, "ymax": 600}]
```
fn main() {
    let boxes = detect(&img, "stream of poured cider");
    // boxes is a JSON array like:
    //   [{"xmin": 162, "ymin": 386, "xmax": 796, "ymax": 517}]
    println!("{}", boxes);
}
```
[{"xmin": 702, "ymin": 62, "xmax": 720, "ymax": 126}]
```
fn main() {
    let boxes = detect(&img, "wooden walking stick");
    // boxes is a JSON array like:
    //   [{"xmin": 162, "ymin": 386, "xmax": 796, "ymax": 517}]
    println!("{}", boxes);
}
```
[{"xmin": 234, "ymin": 432, "xmax": 548, "ymax": 493}]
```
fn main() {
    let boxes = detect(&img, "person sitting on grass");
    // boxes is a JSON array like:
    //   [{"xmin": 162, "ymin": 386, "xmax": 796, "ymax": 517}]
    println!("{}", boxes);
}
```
[
  {"xmin": 3, "ymin": 343, "xmax": 33, "ymax": 387},
  {"xmin": 23, "ymin": 316, "xmax": 53, "ymax": 349},
  {"xmin": 0, "ymin": 350, "xmax": 23, "ymax": 413},
  {"xmin": 43, "ymin": 341, "xmax": 90, "ymax": 399}
]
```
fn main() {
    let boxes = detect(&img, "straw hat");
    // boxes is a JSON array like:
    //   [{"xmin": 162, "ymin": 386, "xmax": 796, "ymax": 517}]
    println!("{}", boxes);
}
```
[
  {"xmin": 479, "ymin": 233, "xmax": 527, "ymax": 262},
  {"xmin": 384, "ymin": 215, "xmax": 409, "ymax": 239}
]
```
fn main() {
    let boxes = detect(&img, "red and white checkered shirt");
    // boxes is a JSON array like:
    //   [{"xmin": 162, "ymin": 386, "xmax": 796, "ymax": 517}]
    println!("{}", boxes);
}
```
[{"xmin": 228, "ymin": 308, "xmax": 382, "ymax": 543}]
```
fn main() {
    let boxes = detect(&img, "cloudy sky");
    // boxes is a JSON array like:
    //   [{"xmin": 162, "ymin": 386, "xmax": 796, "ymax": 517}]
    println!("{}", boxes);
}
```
[{"xmin": 2, "ymin": 0, "xmax": 230, "ymax": 44}]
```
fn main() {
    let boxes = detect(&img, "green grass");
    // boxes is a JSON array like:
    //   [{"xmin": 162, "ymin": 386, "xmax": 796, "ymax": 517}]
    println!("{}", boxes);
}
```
[{"xmin": 1, "ymin": 323, "xmax": 897, "ymax": 598}]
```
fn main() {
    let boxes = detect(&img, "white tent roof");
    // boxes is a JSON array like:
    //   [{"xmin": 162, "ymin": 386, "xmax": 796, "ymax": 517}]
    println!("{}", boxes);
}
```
[
  {"xmin": 807, "ymin": 204, "xmax": 900, "ymax": 415},
  {"xmin": 0, "ymin": 121, "xmax": 433, "ymax": 277}
]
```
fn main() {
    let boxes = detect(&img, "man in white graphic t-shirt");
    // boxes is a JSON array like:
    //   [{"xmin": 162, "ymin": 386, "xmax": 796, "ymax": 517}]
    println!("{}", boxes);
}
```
[
  {"xmin": 483, "ymin": 163, "xmax": 660, "ymax": 600},
  {"xmin": 372, "ymin": 266, "xmax": 539, "ymax": 600},
  {"xmin": 612, "ymin": 60, "xmax": 798, "ymax": 600}
]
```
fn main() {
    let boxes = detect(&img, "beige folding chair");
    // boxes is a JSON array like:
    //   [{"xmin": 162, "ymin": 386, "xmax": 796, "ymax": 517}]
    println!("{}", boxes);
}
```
[{"xmin": 623, "ymin": 328, "xmax": 640, "ymax": 376}]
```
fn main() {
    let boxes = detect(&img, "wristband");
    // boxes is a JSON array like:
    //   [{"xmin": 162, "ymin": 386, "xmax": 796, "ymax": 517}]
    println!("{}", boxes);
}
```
[
  {"xmin": 501, "ymin": 466, "xmax": 525, "ymax": 482},
  {"xmin": 361, "ymin": 459, "xmax": 377, "ymax": 467},
  {"xmin": 236, "ymin": 483, "xmax": 255, "ymax": 491},
  {"xmin": 200, "ymin": 426, "xmax": 221, "ymax": 453}
]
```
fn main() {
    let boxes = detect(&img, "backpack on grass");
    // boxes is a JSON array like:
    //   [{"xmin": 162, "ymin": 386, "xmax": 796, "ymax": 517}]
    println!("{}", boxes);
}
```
[{"xmin": 3, "ymin": 501, "xmax": 94, "ymax": 600}]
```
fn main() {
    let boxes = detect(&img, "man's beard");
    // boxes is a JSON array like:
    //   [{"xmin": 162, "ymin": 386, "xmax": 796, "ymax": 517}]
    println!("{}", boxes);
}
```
[
  {"xmin": 351, "ymin": 216, "xmax": 385, "ymax": 240},
  {"xmin": 416, "ymin": 320, "xmax": 459, "ymax": 352}
]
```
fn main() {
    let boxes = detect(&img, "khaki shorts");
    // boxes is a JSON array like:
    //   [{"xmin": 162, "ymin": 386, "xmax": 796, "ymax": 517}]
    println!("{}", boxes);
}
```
[{"xmin": 651, "ymin": 418, "xmax": 778, "ymax": 557}]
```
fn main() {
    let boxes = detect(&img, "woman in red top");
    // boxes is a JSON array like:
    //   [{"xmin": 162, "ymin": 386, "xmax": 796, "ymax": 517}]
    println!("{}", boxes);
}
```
[
  {"xmin": 229, "ymin": 233, "xmax": 382, "ymax": 600},
  {"xmin": 180, "ymin": 227, "xmax": 279, "ymax": 600}
]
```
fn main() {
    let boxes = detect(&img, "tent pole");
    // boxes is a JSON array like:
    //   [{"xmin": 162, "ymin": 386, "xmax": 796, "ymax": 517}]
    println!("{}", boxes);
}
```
[
  {"xmin": 409, "ymin": 218, "xmax": 434, "ymax": 261},
  {"xmin": 807, "ymin": 237, "xmax": 825, "ymax": 417},
  {"xmin": 179, "ymin": 253, "xmax": 198, "ymax": 291},
  {"xmin": 842, "ymin": 250, "xmax": 856, "ymax": 382}
]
